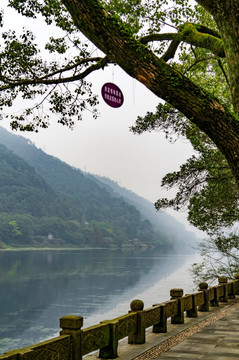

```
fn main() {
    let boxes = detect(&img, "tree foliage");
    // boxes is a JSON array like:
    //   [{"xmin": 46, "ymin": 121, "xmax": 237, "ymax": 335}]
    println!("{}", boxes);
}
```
[
  {"xmin": 132, "ymin": 104, "xmax": 239, "ymax": 233},
  {"xmin": 1, "ymin": 0, "xmax": 239, "ymax": 269},
  {"xmin": 1, "ymin": 0, "xmax": 102, "ymax": 130},
  {"xmin": 130, "ymin": 33, "xmax": 239, "ymax": 278}
]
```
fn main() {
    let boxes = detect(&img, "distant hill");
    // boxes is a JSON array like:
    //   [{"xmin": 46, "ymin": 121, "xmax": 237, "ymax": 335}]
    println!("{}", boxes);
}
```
[
  {"xmin": 0, "ymin": 126, "xmax": 198, "ymax": 250},
  {"xmin": 87, "ymin": 175, "xmax": 199, "ymax": 249}
]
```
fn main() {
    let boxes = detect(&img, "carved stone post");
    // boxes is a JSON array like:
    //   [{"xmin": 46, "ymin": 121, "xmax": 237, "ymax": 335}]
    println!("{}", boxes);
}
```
[
  {"xmin": 198, "ymin": 282, "xmax": 209, "ymax": 312},
  {"xmin": 234, "ymin": 274, "xmax": 239, "ymax": 295},
  {"xmin": 170, "ymin": 288, "xmax": 184, "ymax": 324},
  {"xmin": 128, "ymin": 299, "xmax": 145, "ymax": 344},
  {"xmin": 228, "ymin": 280, "xmax": 236, "ymax": 299},
  {"xmin": 186, "ymin": 293, "xmax": 198, "ymax": 318},
  {"xmin": 99, "ymin": 320, "xmax": 119, "ymax": 359},
  {"xmin": 219, "ymin": 276, "xmax": 228, "ymax": 302},
  {"xmin": 152, "ymin": 303, "xmax": 167, "ymax": 333},
  {"xmin": 210, "ymin": 286, "xmax": 219, "ymax": 307},
  {"xmin": 60, "ymin": 315, "xmax": 83, "ymax": 360}
]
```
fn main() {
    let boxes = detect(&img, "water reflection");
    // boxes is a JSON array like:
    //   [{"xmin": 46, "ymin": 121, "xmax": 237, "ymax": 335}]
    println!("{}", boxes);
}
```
[{"xmin": 0, "ymin": 248, "xmax": 199, "ymax": 354}]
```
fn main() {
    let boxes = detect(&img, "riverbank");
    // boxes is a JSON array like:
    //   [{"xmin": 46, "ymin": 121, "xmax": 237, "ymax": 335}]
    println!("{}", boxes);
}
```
[
  {"xmin": 0, "ymin": 246, "xmax": 156, "ymax": 252},
  {"xmin": 0, "ymin": 249, "xmax": 198, "ymax": 354},
  {"xmin": 0, "ymin": 246, "xmax": 103, "ymax": 251},
  {"xmin": 0, "ymin": 242, "xmax": 179, "ymax": 252}
]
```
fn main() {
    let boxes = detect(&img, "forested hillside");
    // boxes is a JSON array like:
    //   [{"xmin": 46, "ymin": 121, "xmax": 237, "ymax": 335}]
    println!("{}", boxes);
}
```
[
  {"xmin": 88, "ymin": 175, "xmax": 199, "ymax": 249},
  {"xmin": 0, "ymin": 127, "xmax": 197, "ymax": 249}
]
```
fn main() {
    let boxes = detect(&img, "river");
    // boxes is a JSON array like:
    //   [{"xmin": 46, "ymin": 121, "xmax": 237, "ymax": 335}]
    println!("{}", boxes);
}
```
[{"xmin": 0, "ymin": 248, "xmax": 200, "ymax": 355}]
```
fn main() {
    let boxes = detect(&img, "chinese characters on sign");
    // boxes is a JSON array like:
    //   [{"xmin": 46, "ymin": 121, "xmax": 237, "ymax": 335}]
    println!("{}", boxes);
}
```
[{"xmin": 101, "ymin": 82, "xmax": 124, "ymax": 108}]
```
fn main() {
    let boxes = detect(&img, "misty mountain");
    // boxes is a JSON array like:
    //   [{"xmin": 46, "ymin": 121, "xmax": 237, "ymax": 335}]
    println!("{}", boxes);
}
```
[
  {"xmin": 87, "ymin": 174, "xmax": 200, "ymax": 248},
  {"xmin": 0, "ymin": 126, "xmax": 198, "ymax": 250}
]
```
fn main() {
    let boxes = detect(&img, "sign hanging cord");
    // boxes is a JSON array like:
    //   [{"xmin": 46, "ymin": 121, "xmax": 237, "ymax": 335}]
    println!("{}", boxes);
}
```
[{"xmin": 112, "ymin": 65, "xmax": 115, "ymax": 83}]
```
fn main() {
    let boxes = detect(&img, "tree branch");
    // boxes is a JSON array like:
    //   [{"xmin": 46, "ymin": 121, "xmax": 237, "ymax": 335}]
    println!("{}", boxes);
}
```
[
  {"xmin": 184, "ymin": 56, "xmax": 215, "ymax": 73},
  {"xmin": 140, "ymin": 23, "xmax": 225, "ymax": 58},
  {"xmin": 217, "ymin": 58, "xmax": 230, "ymax": 86},
  {"xmin": 59, "ymin": 0, "xmax": 239, "ymax": 185},
  {"xmin": 161, "ymin": 40, "xmax": 180, "ymax": 62},
  {"xmin": 0, "ymin": 56, "xmax": 109, "ymax": 90},
  {"xmin": 39, "ymin": 56, "xmax": 104, "ymax": 80},
  {"xmin": 194, "ymin": 25, "xmax": 221, "ymax": 39}
]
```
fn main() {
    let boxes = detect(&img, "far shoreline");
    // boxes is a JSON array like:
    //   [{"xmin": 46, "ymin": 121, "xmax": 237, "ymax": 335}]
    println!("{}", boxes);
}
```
[
  {"xmin": 0, "ymin": 245, "xmax": 154, "ymax": 252},
  {"xmin": 0, "ymin": 246, "xmax": 114, "ymax": 251}
]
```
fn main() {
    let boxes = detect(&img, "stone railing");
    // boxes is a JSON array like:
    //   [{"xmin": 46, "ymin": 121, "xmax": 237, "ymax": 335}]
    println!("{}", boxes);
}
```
[{"xmin": 1, "ymin": 275, "xmax": 239, "ymax": 360}]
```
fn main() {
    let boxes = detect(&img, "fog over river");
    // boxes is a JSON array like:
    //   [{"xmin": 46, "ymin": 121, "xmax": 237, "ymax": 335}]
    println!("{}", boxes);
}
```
[{"xmin": 0, "ymin": 248, "xmax": 200, "ymax": 354}]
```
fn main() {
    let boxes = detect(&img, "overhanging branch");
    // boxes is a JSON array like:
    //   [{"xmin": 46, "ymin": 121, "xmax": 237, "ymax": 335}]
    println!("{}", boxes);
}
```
[
  {"xmin": 0, "ymin": 56, "xmax": 109, "ymax": 91},
  {"xmin": 140, "ymin": 23, "xmax": 225, "ymax": 58},
  {"xmin": 161, "ymin": 40, "xmax": 180, "ymax": 62}
]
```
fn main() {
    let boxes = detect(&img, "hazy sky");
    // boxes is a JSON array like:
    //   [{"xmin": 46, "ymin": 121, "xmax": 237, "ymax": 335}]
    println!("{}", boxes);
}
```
[{"xmin": 1, "ymin": 1, "xmax": 202, "ymax": 235}]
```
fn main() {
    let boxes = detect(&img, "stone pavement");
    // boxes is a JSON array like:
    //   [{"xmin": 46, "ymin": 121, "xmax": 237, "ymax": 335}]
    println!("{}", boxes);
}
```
[
  {"xmin": 155, "ymin": 303, "xmax": 239, "ymax": 359},
  {"xmin": 117, "ymin": 297, "xmax": 239, "ymax": 360},
  {"xmin": 86, "ymin": 297, "xmax": 239, "ymax": 360}
]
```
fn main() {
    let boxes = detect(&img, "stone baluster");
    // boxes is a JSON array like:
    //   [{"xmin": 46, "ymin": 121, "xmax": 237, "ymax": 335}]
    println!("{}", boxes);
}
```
[
  {"xmin": 219, "ymin": 276, "xmax": 228, "ymax": 302},
  {"xmin": 210, "ymin": 286, "xmax": 219, "ymax": 307},
  {"xmin": 198, "ymin": 282, "xmax": 209, "ymax": 311},
  {"xmin": 234, "ymin": 273, "xmax": 239, "ymax": 295},
  {"xmin": 170, "ymin": 288, "xmax": 184, "ymax": 324},
  {"xmin": 128, "ymin": 299, "xmax": 145, "ymax": 344},
  {"xmin": 186, "ymin": 293, "xmax": 198, "ymax": 318},
  {"xmin": 99, "ymin": 320, "xmax": 119, "ymax": 359},
  {"xmin": 152, "ymin": 303, "xmax": 167, "ymax": 333},
  {"xmin": 60, "ymin": 315, "xmax": 83, "ymax": 360}
]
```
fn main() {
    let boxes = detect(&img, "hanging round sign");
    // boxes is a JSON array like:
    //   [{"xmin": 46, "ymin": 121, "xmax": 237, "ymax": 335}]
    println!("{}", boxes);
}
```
[{"xmin": 101, "ymin": 82, "xmax": 124, "ymax": 108}]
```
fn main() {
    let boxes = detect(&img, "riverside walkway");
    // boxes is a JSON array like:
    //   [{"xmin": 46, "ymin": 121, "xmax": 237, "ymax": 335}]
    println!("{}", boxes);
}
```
[
  {"xmin": 2, "ymin": 278, "xmax": 239, "ymax": 360},
  {"xmin": 115, "ymin": 297, "xmax": 239, "ymax": 360}
]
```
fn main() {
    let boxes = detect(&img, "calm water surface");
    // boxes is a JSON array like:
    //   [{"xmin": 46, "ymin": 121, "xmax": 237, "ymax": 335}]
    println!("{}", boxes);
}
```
[{"xmin": 0, "ymin": 248, "xmax": 200, "ymax": 354}]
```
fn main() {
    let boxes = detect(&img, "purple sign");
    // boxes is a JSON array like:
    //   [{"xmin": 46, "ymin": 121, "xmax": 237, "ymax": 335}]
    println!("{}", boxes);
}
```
[{"xmin": 101, "ymin": 82, "xmax": 124, "ymax": 108}]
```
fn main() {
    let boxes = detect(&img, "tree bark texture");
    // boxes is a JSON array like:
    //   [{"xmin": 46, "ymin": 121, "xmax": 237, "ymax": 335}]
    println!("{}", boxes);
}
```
[
  {"xmin": 62, "ymin": 0, "xmax": 239, "ymax": 186},
  {"xmin": 212, "ymin": 1, "xmax": 239, "ymax": 114}
]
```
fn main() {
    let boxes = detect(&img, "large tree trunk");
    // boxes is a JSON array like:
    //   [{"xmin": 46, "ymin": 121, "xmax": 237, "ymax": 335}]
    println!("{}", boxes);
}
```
[
  {"xmin": 198, "ymin": 0, "xmax": 239, "ymax": 114},
  {"xmin": 62, "ymin": 0, "xmax": 239, "ymax": 186},
  {"xmin": 214, "ymin": 2, "xmax": 239, "ymax": 115}
]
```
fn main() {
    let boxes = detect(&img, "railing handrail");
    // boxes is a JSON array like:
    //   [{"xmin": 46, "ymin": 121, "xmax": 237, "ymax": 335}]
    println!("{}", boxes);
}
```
[{"xmin": 1, "ymin": 275, "xmax": 239, "ymax": 360}]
